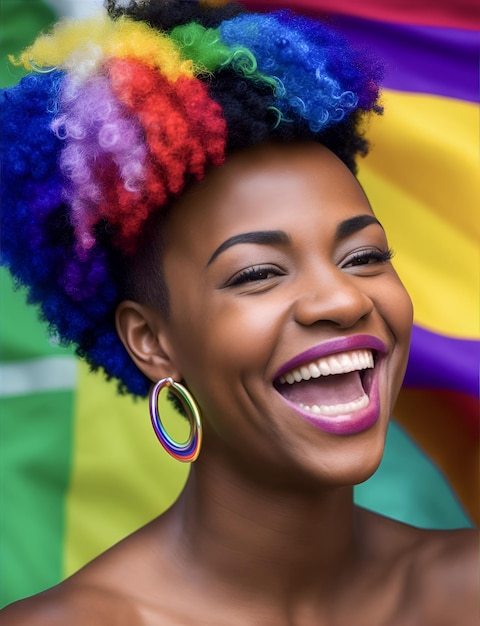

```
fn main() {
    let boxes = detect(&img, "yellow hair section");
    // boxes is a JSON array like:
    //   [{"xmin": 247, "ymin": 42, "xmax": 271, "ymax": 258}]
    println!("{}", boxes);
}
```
[{"xmin": 12, "ymin": 12, "xmax": 193, "ymax": 82}]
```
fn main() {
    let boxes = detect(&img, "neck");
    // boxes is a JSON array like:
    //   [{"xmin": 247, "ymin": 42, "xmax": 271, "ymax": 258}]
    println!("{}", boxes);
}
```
[{"xmin": 164, "ymin": 453, "xmax": 361, "ymax": 601}]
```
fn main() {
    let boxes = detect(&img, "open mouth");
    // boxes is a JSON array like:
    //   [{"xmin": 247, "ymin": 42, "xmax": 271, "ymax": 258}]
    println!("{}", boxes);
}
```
[{"xmin": 274, "ymin": 349, "xmax": 376, "ymax": 418}]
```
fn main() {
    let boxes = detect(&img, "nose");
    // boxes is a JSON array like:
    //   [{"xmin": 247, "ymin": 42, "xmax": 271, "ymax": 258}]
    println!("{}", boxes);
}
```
[{"xmin": 293, "ymin": 266, "xmax": 374, "ymax": 329}]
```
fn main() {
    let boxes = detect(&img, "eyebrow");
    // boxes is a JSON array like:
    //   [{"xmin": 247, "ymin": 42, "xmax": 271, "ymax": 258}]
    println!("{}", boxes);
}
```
[
  {"xmin": 206, "ymin": 215, "xmax": 383, "ymax": 266},
  {"xmin": 335, "ymin": 215, "xmax": 383, "ymax": 240},
  {"xmin": 207, "ymin": 230, "xmax": 290, "ymax": 266}
]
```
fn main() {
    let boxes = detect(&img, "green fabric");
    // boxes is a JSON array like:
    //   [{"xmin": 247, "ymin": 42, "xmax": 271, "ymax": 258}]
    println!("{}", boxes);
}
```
[
  {"xmin": 0, "ymin": 0, "xmax": 56, "ymax": 87},
  {"xmin": 0, "ymin": 1, "xmax": 71, "ymax": 609},
  {"xmin": 0, "ymin": 391, "xmax": 74, "ymax": 606},
  {"xmin": 0, "ymin": 270, "xmax": 74, "ymax": 362},
  {"xmin": 355, "ymin": 420, "xmax": 472, "ymax": 529}
]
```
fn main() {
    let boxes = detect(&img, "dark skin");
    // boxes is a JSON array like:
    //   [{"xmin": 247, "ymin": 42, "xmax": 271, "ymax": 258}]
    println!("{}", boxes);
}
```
[{"xmin": 2, "ymin": 143, "xmax": 477, "ymax": 625}]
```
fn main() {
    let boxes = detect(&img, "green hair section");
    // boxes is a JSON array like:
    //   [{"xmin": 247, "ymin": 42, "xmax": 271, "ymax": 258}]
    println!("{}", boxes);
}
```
[{"xmin": 170, "ymin": 23, "xmax": 278, "ymax": 91}]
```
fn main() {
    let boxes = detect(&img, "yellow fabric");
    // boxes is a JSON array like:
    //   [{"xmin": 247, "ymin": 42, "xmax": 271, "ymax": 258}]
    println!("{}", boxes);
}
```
[
  {"xmin": 358, "ymin": 89, "xmax": 479, "ymax": 338},
  {"xmin": 64, "ymin": 361, "xmax": 189, "ymax": 576}
]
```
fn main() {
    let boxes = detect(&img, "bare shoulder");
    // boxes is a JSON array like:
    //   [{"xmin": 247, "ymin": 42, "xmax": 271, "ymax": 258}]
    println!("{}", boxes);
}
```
[
  {"xmin": 414, "ymin": 526, "xmax": 479, "ymax": 622},
  {"xmin": 358, "ymin": 508, "xmax": 479, "ymax": 624},
  {"xmin": 0, "ymin": 582, "xmax": 142, "ymax": 626},
  {"xmin": 0, "ymin": 518, "xmax": 178, "ymax": 626}
]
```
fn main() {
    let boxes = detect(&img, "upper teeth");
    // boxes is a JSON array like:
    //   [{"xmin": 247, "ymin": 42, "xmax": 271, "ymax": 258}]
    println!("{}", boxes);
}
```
[{"xmin": 278, "ymin": 349, "xmax": 374, "ymax": 385}]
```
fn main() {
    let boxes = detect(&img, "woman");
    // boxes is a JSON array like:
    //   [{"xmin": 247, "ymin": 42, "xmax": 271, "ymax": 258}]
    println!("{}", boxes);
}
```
[{"xmin": 0, "ymin": 1, "xmax": 476, "ymax": 623}]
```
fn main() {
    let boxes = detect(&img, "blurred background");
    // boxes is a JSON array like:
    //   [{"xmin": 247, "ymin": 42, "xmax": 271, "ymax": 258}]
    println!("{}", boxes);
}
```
[{"xmin": 1, "ymin": 0, "xmax": 478, "ymax": 609}]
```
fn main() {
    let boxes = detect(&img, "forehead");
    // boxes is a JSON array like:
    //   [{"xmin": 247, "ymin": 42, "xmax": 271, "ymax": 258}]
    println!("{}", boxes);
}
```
[{"xmin": 162, "ymin": 142, "xmax": 372, "ymax": 260}]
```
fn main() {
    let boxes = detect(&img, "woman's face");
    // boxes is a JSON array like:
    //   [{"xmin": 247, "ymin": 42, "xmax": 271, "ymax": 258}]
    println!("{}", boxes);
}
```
[{"xmin": 159, "ymin": 142, "xmax": 413, "ymax": 487}]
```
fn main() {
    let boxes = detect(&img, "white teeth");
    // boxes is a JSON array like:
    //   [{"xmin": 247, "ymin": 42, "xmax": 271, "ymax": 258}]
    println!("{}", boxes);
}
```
[
  {"xmin": 310, "ymin": 363, "xmax": 321, "ymax": 378},
  {"xmin": 278, "ymin": 349, "xmax": 374, "ymax": 385},
  {"xmin": 300, "ymin": 366, "xmax": 312, "ymax": 380},
  {"xmin": 293, "ymin": 370, "xmax": 303, "ymax": 383},
  {"xmin": 299, "ymin": 394, "xmax": 369, "ymax": 417},
  {"xmin": 319, "ymin": 361, "xmax": 330, "ymax": 376},
  {"xmin": 329, "ymin": 356, "xmax": 343, "ymax": 375}
]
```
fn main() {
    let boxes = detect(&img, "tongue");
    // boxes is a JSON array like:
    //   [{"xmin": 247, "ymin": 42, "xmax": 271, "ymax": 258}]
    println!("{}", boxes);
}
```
[{"xmin": 278, "ymin": 371, "xmax": 364, "ymax": 406}]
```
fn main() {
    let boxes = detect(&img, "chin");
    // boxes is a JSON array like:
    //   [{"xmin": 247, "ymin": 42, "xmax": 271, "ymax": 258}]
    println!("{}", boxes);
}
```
[
  {"xmin": 330, "ymin": 458, "xmax": 383, "ymax": 489},
  {"xmin": 295, "ymin": 426, "xmax": 388, "ymax": 490}
]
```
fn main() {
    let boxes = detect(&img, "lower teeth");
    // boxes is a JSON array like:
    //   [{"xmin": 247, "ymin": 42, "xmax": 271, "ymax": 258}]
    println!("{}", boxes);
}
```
[{"xmin": 299, "ymin": 393, "xmax": 369, "ymax": 417}]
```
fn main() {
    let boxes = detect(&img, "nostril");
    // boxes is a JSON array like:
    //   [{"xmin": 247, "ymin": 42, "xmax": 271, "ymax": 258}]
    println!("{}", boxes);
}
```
[{"xmin": 294, "ymin": 289, "xmax": 374, "ymax": 328}]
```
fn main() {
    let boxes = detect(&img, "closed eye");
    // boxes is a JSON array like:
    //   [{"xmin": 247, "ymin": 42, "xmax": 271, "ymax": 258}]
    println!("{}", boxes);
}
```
[
  {"xmin": 226, "ymin": 265, "xmax": 285, "ymax": 287},
  {"xmin": 342, "ymin": 248, "xmax": 394, "ymax": 269}
]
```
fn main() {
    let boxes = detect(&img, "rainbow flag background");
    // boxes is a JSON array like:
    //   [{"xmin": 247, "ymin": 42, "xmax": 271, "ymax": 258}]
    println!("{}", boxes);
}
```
[{"xmin": 1, "ymin": 0, "xmax": 478, "ymax": 608}]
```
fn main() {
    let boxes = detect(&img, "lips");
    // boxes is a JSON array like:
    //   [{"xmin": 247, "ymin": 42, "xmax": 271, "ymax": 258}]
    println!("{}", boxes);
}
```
[{"xmin": 272, "ymin": 335, "xmax": 387, "ymax": 435}]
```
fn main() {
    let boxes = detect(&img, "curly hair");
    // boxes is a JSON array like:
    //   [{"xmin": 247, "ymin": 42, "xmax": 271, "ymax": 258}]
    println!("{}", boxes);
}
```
[{"xmin": 1, "ymin": 0, "xmax": 383, "ymax": 396}]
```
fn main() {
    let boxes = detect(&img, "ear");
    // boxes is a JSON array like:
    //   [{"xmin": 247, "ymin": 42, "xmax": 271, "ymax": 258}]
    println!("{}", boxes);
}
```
[{"xmin": 115, "ymin": 300, "xmax": 182, "ymax": 383}]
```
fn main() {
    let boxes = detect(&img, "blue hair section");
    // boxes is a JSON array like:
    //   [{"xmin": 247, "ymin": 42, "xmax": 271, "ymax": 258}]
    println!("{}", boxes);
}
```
[
  {"xmin": 0, "ymin": 70, "xmax": 150, "ymax": 396},
  {"xmin": 1, "ymin": 71, "xmax": 64, "ymax": 282},
  {"xmin": 220, "ymin": 11, "xmax": 381, "ymax": 132}
]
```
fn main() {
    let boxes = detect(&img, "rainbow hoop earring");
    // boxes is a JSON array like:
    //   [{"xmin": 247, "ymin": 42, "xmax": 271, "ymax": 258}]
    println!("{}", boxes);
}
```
[{"xmin": 149, "ymin": 378, "xmax": 203, "ymax": 462}]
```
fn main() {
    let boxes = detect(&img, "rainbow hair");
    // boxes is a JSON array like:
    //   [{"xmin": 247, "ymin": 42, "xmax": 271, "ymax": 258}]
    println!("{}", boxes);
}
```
[{"xmin": 1, "ymin": 0, "xmax": 383, "ymax": 396}]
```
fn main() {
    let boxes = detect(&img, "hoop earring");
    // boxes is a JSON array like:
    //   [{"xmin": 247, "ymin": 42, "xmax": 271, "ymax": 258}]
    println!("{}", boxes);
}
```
[{"xmin": 149, "ymin": 378, "xmax": 202, "ymax": 462}]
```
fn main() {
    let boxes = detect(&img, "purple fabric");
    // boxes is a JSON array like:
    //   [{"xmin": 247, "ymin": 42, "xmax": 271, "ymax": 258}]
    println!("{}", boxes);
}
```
[
  {"xmin": 404, "ymin": 324, "xmax": 480, "ymax": 396},
  {"xmin": 331, "ymin": 15, "xmax": 479, "ymax": 102}
]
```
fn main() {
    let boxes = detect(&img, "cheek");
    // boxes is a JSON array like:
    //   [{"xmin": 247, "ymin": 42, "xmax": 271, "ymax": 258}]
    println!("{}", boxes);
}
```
[
  {"xmin": 376, "ymin": 277, "xmax": 413, "ymax": 383},
  {"xmin": 194, "ymin": 298, "xmax": 285, "ymax": 376},
  {"xmin": 390, "ymin": 281, "xmax": 414, "ymax": 346},
  {"xmin": 167, "ymin": 294, "xmax": 288, "ymax": 424}
]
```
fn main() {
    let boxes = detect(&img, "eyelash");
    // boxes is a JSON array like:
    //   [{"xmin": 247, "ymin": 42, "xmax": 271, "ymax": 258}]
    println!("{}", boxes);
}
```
[
  {"xmin": 343, "ymin": 248, "xmax": 394, "ymax": 268},
  {"xmin": 228, "ymin": 265, "xmax": 282, "ymax": 286},
  {"xmin": 226, "ymin": 248, "xmax": 394, "ymax": 287}
]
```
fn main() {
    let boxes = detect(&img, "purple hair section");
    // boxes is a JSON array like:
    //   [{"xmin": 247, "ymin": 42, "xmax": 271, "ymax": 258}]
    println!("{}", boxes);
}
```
[
  {"xmin": 1, "ymin": 70, "xmax": 151, "ymax": 396},
  {"xmin": 53, "ymin": 72, "xmax": 148, "ymax": 254},
  {"xmin": 220, "ymin": 11, "xmax": 383, "ymax": 131}
]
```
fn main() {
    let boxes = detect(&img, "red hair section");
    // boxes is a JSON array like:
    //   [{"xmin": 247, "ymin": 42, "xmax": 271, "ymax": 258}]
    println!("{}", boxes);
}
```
[{"xmin": 100, "ymin": 57, "xmax": 227, "ymax": 253}]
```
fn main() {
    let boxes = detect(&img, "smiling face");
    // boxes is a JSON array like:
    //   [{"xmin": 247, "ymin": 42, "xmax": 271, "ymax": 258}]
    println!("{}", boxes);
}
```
[{"xmin": 130, "ymin": 142, "xmax": 413, "ymax": 487}]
